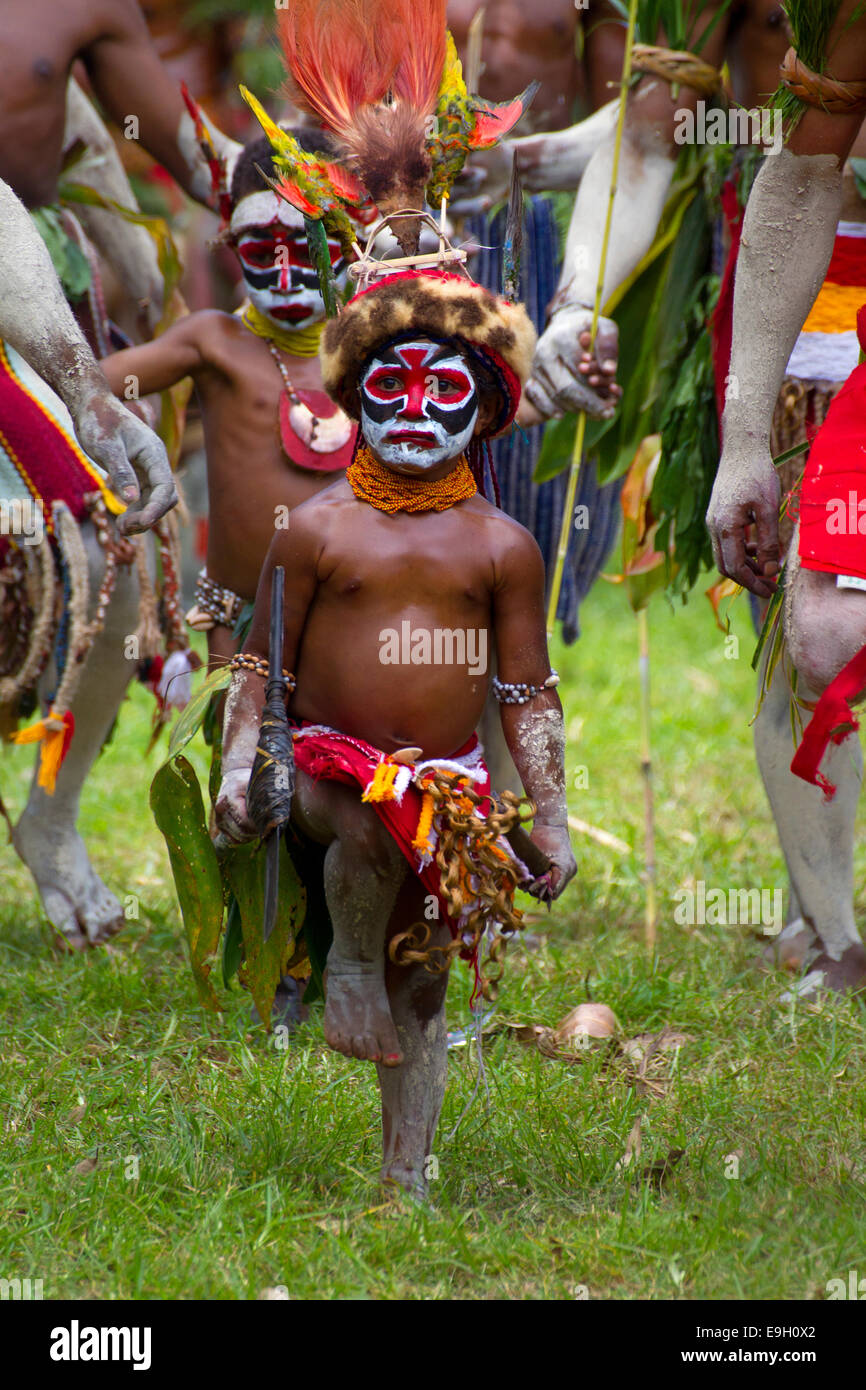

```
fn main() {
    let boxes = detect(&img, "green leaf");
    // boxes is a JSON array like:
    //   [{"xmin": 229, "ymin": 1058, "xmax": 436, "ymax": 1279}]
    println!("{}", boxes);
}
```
[
  {"xmin": 222, "ymin": 895, "xmax": 244, "ymax": 988},
  {"xmin": 304, "ymin": 216, "xmax": 338, "ymax": 318},
  {"xmin": 223, "ymin": 838, "xmax": 307, "ymax": 1028},
  {"xmin": 150, "ymin": 758, "xmax": 225, "ymax": 1012},
  {"xmin": 167, "ymin": 666, "xmax": 232, "ymax": 761}
]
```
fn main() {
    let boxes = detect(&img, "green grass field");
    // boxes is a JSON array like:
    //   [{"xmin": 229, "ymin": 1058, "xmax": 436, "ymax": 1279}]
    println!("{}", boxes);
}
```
[{"xmin": 1, "ymin": 579, "xmax": 865, "ymax": 1300}]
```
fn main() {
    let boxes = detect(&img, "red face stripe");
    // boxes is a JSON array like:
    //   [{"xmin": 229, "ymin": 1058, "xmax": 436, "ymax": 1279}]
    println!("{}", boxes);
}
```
[
  {"xmin": 236, "ymin": 225, "xmax": 343, "ymax": 273},
  {"xmin": 365, "ymin": 346, "xmax": 475, "ymax": 420}
]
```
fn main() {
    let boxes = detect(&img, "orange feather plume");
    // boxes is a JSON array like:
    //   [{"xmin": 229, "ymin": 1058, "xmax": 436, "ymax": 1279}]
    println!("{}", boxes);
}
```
[{"xmin": 276, "ymin": 0, "xmax": 447, "ymax": 252}]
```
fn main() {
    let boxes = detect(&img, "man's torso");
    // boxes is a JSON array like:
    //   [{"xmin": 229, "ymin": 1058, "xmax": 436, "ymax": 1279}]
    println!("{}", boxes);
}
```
[{"xmin": 0, "ymin": 0, "xmax": 122, "ymax": 207}]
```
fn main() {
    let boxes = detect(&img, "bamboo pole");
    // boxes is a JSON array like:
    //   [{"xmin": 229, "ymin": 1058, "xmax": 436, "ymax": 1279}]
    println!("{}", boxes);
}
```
[
  {"xmin": 545, "ymin": 0, "xmax": 640, "ymax": 640},
  {"xmin": 637, "ymin": 605, "xmax": 657, "ymax": 952}
]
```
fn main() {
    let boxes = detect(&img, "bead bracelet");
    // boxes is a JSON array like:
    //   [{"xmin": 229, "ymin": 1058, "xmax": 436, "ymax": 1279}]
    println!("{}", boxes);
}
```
[
  {"xmin": 492, "ymin": 670, "xmax": 560, "ymax": 704},
  {"xmin": 229, "ymin": 653, "xmax": 296, "ymax": 688}
]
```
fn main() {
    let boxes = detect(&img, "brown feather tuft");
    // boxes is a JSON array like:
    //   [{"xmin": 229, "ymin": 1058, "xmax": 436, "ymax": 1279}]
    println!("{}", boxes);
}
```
[{"xmin": 277, "ymin": 0, "xmax": 446, "ymax": 253}]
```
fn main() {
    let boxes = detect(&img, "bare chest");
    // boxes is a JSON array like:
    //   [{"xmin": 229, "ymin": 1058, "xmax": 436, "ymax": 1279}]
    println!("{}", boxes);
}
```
[{"xmin": 0, "ymin": 0, "xmax": 107, "ymax": 203}]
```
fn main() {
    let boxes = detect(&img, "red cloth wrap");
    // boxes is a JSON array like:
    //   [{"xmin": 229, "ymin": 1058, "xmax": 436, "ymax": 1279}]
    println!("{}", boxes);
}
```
[
  {"xmin": 291, "ymin": 724, "xmax": 490, "ymax": 937},
  {"xmin": 790, "ymin": 644, "xmax": 866, "ymax": 800},
  {"xmin": 798, "ymin": 307, "xmax": 866, "ymax": 581},
  {"xmin": 792, "ymin": 304, "xmax": 866, "ymax": 797}
]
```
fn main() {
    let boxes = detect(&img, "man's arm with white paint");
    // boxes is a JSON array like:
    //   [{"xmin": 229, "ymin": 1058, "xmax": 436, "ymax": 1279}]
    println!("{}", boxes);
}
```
[
  {"xmin": 0, "ymin": 177, "xmax": 176, "ymax": 533},
  {"xmin": 527, "ymin": 1, "xmax": 736, "ymax": 421},
  {"xmin": 706, "ymin": 0, "xmax": 866, "ymax": 595},
  {"xmin": 705, "ymin": 149, "xmax": 843, "ymax": 596},
  {"xmin": 525, "ymin": 113, "xmax": 675, "ymax": 420},
  {"xmin": 450, "ymin": 101, "xmax": 620, "ymax": 216}
]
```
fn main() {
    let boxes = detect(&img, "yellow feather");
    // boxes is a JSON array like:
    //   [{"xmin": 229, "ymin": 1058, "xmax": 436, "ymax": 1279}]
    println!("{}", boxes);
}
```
[{"xmin": 238, "ymin": 85, "xmax": 296, "ymax": 157}]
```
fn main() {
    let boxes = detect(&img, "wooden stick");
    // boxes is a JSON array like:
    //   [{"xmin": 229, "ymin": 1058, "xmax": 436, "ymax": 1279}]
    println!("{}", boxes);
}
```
[
  {"xmin": 545, "ymin": 0, "xmax": 640, "ymax": 639},
  {"xmin": 637, "ymin": 606, "xmax": 657, "ymax": 953}
]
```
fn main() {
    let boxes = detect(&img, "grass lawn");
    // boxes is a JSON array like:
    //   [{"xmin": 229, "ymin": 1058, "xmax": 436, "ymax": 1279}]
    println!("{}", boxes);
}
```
[{"xmin": 1, "ymin": 577, "xmax": 865, "ymax": 1301}]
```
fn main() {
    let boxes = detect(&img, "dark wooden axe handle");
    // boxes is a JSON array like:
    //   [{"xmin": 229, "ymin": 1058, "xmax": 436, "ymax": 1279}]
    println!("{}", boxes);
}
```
[{"xmin": 506, "ymin": 825, "xmax": 553, "ymax": 881}]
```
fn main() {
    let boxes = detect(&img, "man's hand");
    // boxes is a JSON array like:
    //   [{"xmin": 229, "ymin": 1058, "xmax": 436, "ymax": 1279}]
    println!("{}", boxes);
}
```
[
  {"xmin": 525, "ymin": 822, "xmax": 576, "ymax": 902},
  {"xmin": 526, "ymin": 306, "xmax": 621, "ymax": 420},
  {"xmin": 73, "ymin": 391, "xmax": 177, "ymax": 535},
  {"xmin": 214, "ymin": 768, "xmax": 256, "ymax": 846},
  {"xmin": 706, "ymin": 449, "xmax": 780, "ymax": 599}
]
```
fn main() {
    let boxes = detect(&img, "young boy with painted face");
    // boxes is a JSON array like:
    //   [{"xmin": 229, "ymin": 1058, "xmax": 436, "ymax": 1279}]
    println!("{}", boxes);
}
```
[
  {"xmin": 100, "ymin": 135, "xmax": 362, "ymax": 674},
  {"xmin": 215, "ymin": 268, "xmax": 577, "ymax": 1193}
]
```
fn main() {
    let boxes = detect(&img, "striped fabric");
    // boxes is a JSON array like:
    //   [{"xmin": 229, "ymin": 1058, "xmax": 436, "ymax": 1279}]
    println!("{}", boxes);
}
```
[
  {"xmin": 786, "ymin": 221, "xmax": 866, "ymax": 382},
  {"xmin": 0, "ymin": 339, "xmax": 122, "ymax": 561},
  {"xmin": 465, "ymin": 197, "xmax": 622, "ymax": 643}
]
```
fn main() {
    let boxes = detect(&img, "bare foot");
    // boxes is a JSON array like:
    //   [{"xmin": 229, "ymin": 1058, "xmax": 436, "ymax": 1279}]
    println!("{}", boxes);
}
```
[
  {"xmin": 323, "ymin": 959, "xmax": 402, "ymax": 1065},
  {"xmin": 809, "ymin": 942, "xmax": 866, "ymax": 994},
  {"xmin": 381, "ymin": 1167, "xmax": 429, "ymax": 1201},
  {"xmin": 758, "ymin": 917, "xmax": 816, "ymax": 974}
]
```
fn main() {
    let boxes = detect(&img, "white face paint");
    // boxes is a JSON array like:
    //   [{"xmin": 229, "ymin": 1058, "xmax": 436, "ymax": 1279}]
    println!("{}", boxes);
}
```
[
  {"xmin": 230, "ymin": 191, "xmax": 348, "ymax": 330},
  {"xmin": 359, "ymin": 338, "xmax": 480, "ymax": 473}
]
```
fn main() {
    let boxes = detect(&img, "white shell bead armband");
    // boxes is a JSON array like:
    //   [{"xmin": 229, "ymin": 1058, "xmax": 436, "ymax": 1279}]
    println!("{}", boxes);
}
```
[{"xmin": 492, "ymin": 670, "xmax": 560, "ymax": 705}]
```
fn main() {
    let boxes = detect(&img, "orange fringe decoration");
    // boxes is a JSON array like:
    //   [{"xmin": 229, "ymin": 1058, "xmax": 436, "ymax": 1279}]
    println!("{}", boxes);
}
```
[
  {"xmin": 11, "ymin": 709, "xmax": 75, "ymax": 793},
  {"xmin": 362, "ymin": 758, "xmax": 400, "ymax": 802}
]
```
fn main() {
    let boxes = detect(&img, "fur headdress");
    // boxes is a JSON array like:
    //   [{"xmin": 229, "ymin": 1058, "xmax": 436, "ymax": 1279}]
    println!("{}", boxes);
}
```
[{"xmin": 320, "ymin": 269, "xmax": 536, "ymax": 438}]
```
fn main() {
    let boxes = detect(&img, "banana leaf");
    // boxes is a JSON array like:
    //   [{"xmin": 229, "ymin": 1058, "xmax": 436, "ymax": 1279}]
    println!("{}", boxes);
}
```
[
  {"xmin": 150, "ymin": 757, "xmax": 225, "ymax": 1012},
  {"xmin": 223, "ymin": 838, "xmax": 307, "ymax": 1027},
  {"xmin": 168, "ymin": 665, "xmax": 232, "ymax": 761}
]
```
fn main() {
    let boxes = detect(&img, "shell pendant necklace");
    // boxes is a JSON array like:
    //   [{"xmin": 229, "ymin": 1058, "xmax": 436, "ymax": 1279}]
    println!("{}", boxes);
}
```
[{"xmin": 266, "ymin": 340, "xmax": 353, "ymax": 455}]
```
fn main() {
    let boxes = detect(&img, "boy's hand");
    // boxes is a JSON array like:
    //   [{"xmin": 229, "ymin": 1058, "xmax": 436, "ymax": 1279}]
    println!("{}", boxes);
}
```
[
  {"xmin": 526, "ymin": 822, "xmax": 576, "ymax": 900},
  {"xmin": 214, "ymin": 768, "xmax": 256, "ymax": 845}
]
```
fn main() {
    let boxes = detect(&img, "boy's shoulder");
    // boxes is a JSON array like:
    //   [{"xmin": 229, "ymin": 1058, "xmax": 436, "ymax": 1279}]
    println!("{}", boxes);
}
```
[
  {"xmin": 466, "ymin": 493, "xmax": 543, "ymax": 552},
  {"xmin": 183, "ymin": 308, "xmax": 247, "ymax": 350}
]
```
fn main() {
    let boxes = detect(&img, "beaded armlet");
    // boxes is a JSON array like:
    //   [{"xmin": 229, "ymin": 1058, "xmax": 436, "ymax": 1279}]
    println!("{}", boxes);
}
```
[
  {"xmin": 229, "ymin": 652, "xmax": 296, "ymax": 689},
  {"xmin": 492, "ymin": 671, "xmax": 560, "ymax": 705}
]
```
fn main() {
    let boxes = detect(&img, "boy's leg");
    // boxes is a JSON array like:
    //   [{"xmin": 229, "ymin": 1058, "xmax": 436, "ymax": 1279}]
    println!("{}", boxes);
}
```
[
  {"xmin": 378, "ymin": 875, "xmax": 451, "ymax": 1196},
  {"xmin": 292, "ymin": 769, "xmax": 407, "ymax": 1063}
]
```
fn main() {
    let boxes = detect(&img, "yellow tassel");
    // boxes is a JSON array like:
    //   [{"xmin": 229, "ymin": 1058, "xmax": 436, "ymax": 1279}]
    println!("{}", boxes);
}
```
[
  {"xmin": 10, "ymin": 708, "xmax": 74, "ymax": 795},
  {"xmin": 363, "ymin": 759, "xmax": 400, "ymax": 803},
  {"xmin": 412, "ymin": 789, "xmax": 435, "ymax": 854}
]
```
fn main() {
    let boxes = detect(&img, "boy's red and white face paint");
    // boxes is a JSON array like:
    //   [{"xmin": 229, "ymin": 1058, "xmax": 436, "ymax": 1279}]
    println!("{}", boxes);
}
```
[
  {"xmin": 230, "ymin": 191, "xmax": 347, "ymax": 329},
  {"xmin": 359, "ymin": 339, "xmax": 479, "ymax": 472}
]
